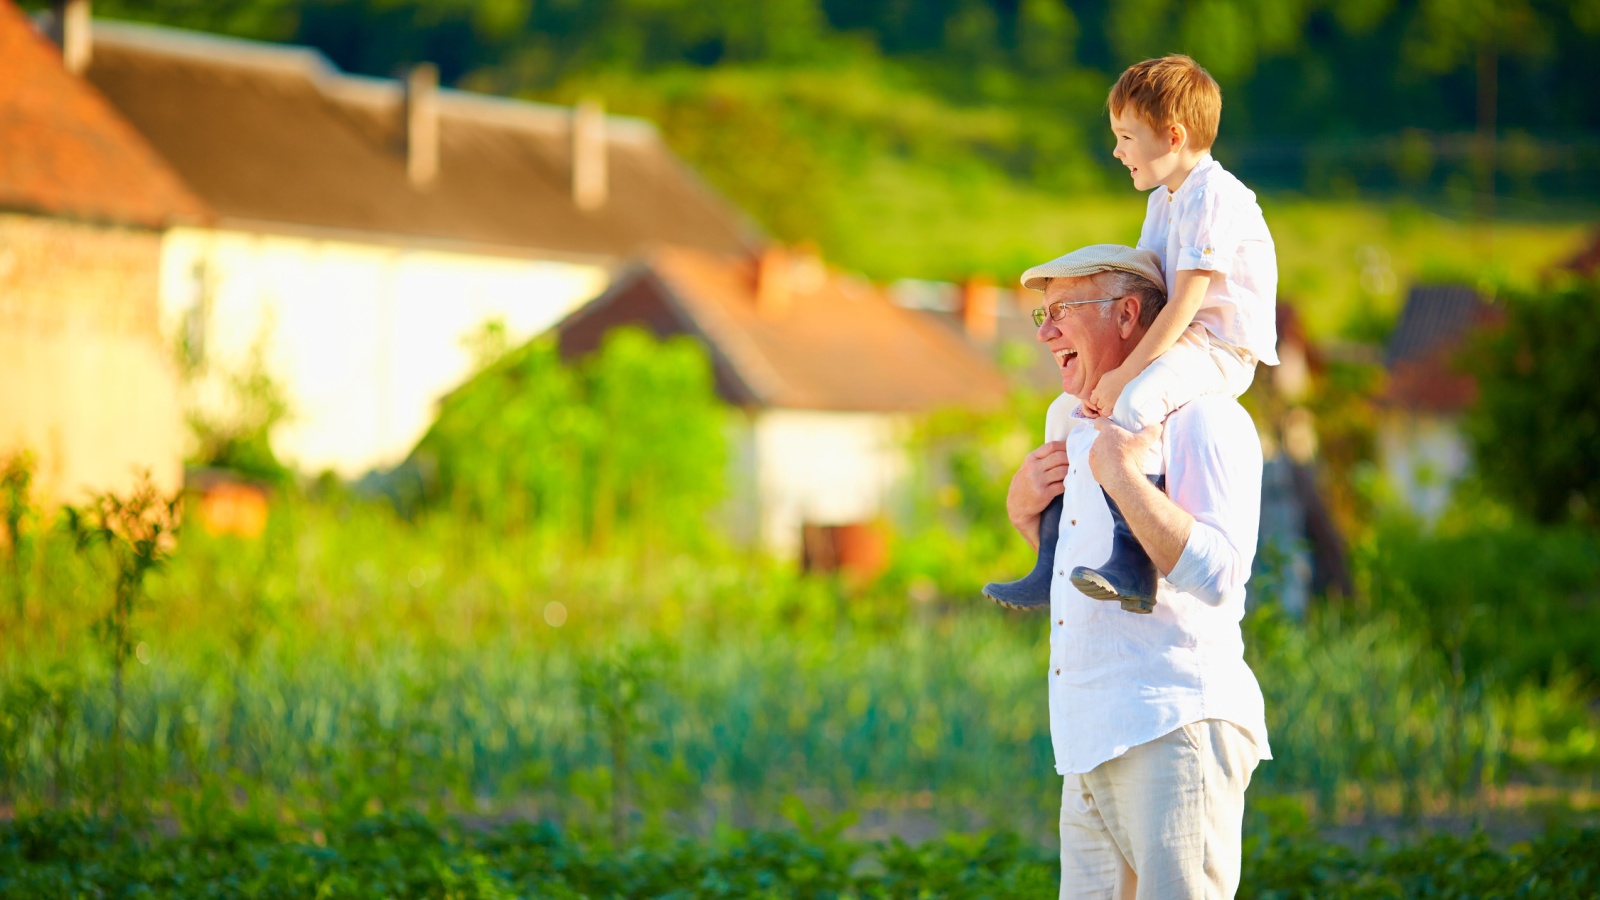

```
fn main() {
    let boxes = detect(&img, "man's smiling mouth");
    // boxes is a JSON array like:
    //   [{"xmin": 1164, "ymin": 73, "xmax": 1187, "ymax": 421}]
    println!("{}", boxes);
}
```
[{"xmin": 1055, "ymin": 348, "xmax": 1078, "ymax": 368}]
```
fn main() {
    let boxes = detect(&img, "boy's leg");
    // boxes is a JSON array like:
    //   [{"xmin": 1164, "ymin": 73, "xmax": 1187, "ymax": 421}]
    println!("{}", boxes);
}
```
[
  {"xmin": 1076, "ymin": 327, "xmax": 1244, "ymax": 612},
  {"xmin": 1209, "ymin": 339, "xmax": 1258, "ymax": 399},
  {"xmin": 1109, "ymin": 324, "xmax": 1231, "ymax": 442}
]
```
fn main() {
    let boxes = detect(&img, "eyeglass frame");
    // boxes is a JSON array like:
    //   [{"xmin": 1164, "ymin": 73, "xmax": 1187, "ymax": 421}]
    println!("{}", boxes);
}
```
[{"xmin": 1030, "ymin": 296, "xmax": 1121, "ymax": 328}]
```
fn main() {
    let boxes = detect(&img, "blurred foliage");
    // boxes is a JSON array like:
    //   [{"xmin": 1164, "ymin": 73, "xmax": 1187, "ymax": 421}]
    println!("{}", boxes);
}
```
[
  {"xmin": 1462, "ymin": 277, "xmax": 1600, "ymax": 527},
  {"xmin": 2, "ymin": 480, "xmax": 1596, "ymax": 837},
  {"xmin": 1359, "ymin": 510, "xmax": 1600, "ymax": 688},
  {"xmin": 409, "ymin": 328, "xmax": 726, "ymax": 552},
  {"xmin": 1, "ymin": 809, "xmax": 1598, "ymax": 897},
  {"xmin": 184, "ymin": 350, "xmax": 292, "ymax": 484},
  {"xmin": 77, "ymin": 0, "xmax": 1600, "ymax": 145}
]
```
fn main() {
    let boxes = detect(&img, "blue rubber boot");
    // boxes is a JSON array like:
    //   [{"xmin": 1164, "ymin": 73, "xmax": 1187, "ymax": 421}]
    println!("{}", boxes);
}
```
[
  {"xmin": 982, "ymin": 495, "xmax": 1062, "ymax": 611},
  {"xmin": 1070, "ymin": 474, "xmax": 1166, "ymax": 614}
]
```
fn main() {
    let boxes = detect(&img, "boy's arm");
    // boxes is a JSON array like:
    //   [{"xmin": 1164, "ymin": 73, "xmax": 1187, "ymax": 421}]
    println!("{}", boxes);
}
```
[{"xmin": 1086, "ymin": 269, "xmax": 1217, "ymax": 416}]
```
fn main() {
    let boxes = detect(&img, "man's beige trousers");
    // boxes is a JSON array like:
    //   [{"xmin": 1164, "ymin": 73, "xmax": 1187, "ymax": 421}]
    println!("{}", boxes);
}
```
[{"xmin": 1058, "ymin": 719, "xmax": 1260, "ymax": 900}]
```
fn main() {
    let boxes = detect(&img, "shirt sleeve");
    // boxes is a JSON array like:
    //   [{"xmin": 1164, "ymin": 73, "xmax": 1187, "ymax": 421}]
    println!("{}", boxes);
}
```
[
  {"xmin": 1163, "ymin": 397, "xmax": 1263, "ymax": 607},
  {"xmin": 1175, "ymin": 186, "xmax": 1238, "ymax": 275}
]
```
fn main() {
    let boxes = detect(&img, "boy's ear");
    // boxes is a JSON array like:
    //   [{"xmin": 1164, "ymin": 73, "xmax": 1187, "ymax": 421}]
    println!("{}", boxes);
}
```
[{"xmin": 1168, "ymin": 122, "xmax": 1187, "ymax": 152}]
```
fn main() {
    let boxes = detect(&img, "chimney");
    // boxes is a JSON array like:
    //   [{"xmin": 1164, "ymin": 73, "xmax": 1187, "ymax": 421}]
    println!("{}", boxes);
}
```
[
  {"xmin": 47, "ymin": 0, "xmax": 92, "ymax": 74},
  {"xmin": 404, "ymin": 63, "xmax": 439, "ymax": 189},
  {"xmin": 571, "ymin": 98, "xmax": 608, "ymax": 211},
  {"xmin": 755, "ymin": 246, "xmax": 791, "ymax": 318},
  {"xmin": 959, "ymin": 276, "xmax": 998, "ymax": 343}
]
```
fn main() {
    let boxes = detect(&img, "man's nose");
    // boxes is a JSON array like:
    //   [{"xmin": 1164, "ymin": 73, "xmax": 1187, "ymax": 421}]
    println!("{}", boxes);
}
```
[{"xmin": 1036, "ymin": 316, "xmax": 1060, "ymax": 342}]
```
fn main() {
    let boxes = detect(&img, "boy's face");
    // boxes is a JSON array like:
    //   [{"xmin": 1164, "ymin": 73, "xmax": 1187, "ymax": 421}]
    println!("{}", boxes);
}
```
[{"xmin": 1110, "ymin": 109, "xmax": 1179, "ymax": 192}]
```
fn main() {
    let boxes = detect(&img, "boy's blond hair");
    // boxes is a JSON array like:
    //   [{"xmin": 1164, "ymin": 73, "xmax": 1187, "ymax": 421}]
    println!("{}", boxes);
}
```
[{"xmin": 1108, "ymin": 55, "xmax": 1221, "ymax": 151}]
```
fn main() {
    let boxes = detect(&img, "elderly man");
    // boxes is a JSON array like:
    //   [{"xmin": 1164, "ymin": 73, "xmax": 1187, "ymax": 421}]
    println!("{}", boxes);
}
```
[{"xmin": 1002, "ymin": 245, "xmax": 1269, "ymax": 899}]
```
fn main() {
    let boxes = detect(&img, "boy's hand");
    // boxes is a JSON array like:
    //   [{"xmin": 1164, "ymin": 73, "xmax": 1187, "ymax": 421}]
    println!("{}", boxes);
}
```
[{"xmin": 1087, "ymin": 365, "xmax": 1134, "ymax": 420}]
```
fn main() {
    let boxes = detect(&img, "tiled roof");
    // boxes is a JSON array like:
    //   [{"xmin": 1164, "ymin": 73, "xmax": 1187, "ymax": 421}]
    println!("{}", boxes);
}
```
[
  {"xmin": 0, "ymin": 0, "xmax": 205, "ymax": 227},
  {"xmin": 557, "ymin": 247, "xmax": 1011, "ymax": 413},
  {"xmin": 86, "ymin": 20, "xmax": 756, "ymax": 259},
  {"xmin": 1384, "ymin": 283, "xmax": 1498, "ymax": 414},
  {"xmin": 1384, "ymin": 284, "xmax": 1488, "ymax": 368}
]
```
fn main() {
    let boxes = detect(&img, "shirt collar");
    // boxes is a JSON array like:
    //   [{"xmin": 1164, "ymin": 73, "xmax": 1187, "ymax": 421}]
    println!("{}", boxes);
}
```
[{"xmin": 1169, "ymin": 153, "xmax": 1216, "ymax": 202}]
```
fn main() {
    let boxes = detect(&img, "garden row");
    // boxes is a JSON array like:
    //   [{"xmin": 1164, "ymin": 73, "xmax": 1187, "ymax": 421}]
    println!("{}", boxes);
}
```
[{"xmin": 4, "ymin": 811, "xmax": 1599, "ymax": 899}]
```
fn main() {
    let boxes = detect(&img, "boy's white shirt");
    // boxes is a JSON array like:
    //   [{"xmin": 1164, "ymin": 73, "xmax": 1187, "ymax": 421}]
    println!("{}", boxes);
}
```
[{"xmin": 1136, "ymin": 154, "xmax": 1280, "ymax": 366}]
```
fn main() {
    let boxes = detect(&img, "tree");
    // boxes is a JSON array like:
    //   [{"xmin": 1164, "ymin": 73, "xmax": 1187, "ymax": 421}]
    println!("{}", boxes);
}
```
[{"xmin": 1462, "ymin": 276, "xmax": 1600, "ymax": 526}]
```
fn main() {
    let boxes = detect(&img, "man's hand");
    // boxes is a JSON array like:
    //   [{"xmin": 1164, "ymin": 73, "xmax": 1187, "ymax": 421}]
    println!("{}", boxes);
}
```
[
  {"xmin": 1006, "ymin": 441, "xmax": 1069, "ymax": 551},
  {"xmin": 1088, "ymin": 418, "xmax": 1163, "ymax": 494},
  {"xmin": 1086, "ymin": 364, "xmax": 1136, "ymax": 419},
  {"xmin": 1088, "ymin": 417, "xmax": 1191, "ymax": 577}
]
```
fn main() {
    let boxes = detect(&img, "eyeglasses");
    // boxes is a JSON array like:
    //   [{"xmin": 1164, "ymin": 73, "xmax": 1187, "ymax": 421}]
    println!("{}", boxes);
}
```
[{"xmin": 1031, "ymin": 296, "xmax": 1118, "ymax": 327}]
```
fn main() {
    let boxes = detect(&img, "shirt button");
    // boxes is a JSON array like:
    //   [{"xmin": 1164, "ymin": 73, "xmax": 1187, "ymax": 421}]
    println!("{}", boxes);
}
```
[
  {"xmin": 1055, "ymin": 669, "xmax": 1061, "ymax": 675},
  {"xmin": 1058, "ymin": 570, "xmax": 1064, "ymax": 576},
  {"xmin": 1070, "ymin": 519, "xmax": 1076, "ymax": 526},
  {"xmin": 1058, "ymin": 620, "xmax": 1064, "ymax": 625}
]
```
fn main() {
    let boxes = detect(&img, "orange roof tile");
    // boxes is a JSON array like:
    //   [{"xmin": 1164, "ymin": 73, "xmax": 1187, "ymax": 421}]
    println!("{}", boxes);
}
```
[
  {"xmin": 0, "ymin": 0, "xmax": 205, "ymax": 227},
  {"xmin": 559, "ymin": 247, "xmax": 1010, "ymax": 413}
]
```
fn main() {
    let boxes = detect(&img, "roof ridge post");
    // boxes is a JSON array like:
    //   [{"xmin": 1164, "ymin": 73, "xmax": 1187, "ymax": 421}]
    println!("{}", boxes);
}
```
[
  {"xmin": 755, "ymin": 246, "xmax": 791, "ymax": 319},
  {"xmin": 572, "ymin": 97, "xmax": 607, "ymax": 211},
  {"xmin": 45, "ymin": 0, "xmax": 92, "ymax": 74},
  {"xmin": 404, "ymin": 62, "xmax": 438, "ymax": 189},
  {"xmin": 959, "ymin": 275, "xmax": 997, "ymax": 343}
]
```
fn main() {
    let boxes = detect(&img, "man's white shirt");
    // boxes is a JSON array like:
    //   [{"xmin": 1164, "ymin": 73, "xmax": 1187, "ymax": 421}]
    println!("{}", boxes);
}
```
[
  {"xmin": 1043, "ymin": 393, "xmax": 1271, "ymax": 775},
  {"xmin": 1137, "ymin": 153, "xmax": 1280, "ymax": 366}
]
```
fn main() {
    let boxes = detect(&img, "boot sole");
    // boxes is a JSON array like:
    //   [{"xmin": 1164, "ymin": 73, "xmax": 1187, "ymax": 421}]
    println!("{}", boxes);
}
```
[
  {"xmin": 1069, "ymin": 570, "xmax": 1155, "ymax": 615},
  {"xmin": 981, "ymin": 586, "xmax": 1049, "ymax": 611}
]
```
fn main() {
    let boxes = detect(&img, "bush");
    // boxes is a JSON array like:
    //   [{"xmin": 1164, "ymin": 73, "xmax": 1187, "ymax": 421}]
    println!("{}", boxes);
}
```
[
  {"xmin": 1358, "ymin": 514, "xmax": 1600, "ymax": 686},
  {"xmin": 3, "ymin": 812, "xmax": 1598, "ymax": 899},
  {"xmin": 411, "ymin": 327, "xmax": 727, "ymax": 551},
  {"xmin": 1463, "ymin": 277, "xmax": 1600, "ymax": 527}
]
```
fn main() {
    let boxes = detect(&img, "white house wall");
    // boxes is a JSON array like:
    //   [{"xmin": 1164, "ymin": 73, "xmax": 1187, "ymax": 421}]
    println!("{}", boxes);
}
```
[
  {"xmin": 752, "ymin": 409, "xmax": 908, "ymax": 559},
  {"xmin": 158, "ymin": 227, "xmax": 607, "ymax": 477},
  {"xmin": 1379, "ymin": 414, "xmax": 1470, "ymax": 525}
]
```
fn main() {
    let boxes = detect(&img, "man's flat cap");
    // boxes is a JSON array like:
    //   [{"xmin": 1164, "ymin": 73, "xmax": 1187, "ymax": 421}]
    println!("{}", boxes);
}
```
[{"xmin": 1020, "ymin": 244, "xmax": 1164, "ymax": 292}]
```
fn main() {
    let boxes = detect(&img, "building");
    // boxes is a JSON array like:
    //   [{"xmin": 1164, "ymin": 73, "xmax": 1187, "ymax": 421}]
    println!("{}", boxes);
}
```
[
  {"xmin": 0, "ymin": 0, "xmax": 207, "ymax": 503},
  {"xmin": 552, "ymin": 247, "xmax": 1011, "ymax": 561},
  {"xmin": 1379, "ymin": 283, "xmax": 1498, "ymax": 523},
  {"xmin": 75, "ymin": 12, "xmax": 754, "ymax": 477}
]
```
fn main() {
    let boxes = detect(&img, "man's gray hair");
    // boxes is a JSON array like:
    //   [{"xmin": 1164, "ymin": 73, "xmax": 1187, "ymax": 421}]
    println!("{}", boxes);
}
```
[{"xmin": 1092, "ymin": 269, "xmax": 1167, "ymax": 328}]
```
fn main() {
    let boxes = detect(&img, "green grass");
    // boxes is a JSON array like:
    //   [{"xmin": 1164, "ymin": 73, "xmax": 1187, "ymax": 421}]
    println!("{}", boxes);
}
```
[
  {"xmin": 3, "ymin": 494, "xmax": 1598, "ymax": 840},
  {"xmin": 3, "ymin": 810, "xmax": 1598, "ymax": 899}
]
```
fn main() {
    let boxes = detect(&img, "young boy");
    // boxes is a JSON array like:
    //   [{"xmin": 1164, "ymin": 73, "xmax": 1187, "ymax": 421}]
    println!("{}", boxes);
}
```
[{"xmin": 984, "ymin": 54, "xmax": 1277, "ymax": 614}]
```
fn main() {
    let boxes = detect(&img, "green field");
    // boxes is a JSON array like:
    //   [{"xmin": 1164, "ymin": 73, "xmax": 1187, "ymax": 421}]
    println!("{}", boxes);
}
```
[{"xmin": 4, "ymin": 488, "xmax": 1598, "ymax": 834}]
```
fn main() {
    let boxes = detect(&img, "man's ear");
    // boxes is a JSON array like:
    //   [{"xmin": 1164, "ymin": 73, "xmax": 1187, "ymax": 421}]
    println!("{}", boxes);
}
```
[{"xmin": 1117, "ymin": 295, "xmax": 1141, "ymax": 338}]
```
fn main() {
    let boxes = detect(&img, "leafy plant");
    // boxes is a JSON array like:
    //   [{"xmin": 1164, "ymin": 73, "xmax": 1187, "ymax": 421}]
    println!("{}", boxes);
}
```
[
  {"xmin": 61, "ymin": 474, "xmax": 181, "ymax": 815},
  {"xmin": 1, "ymin": 452, "xmax": 35, "ymax": 617}
]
